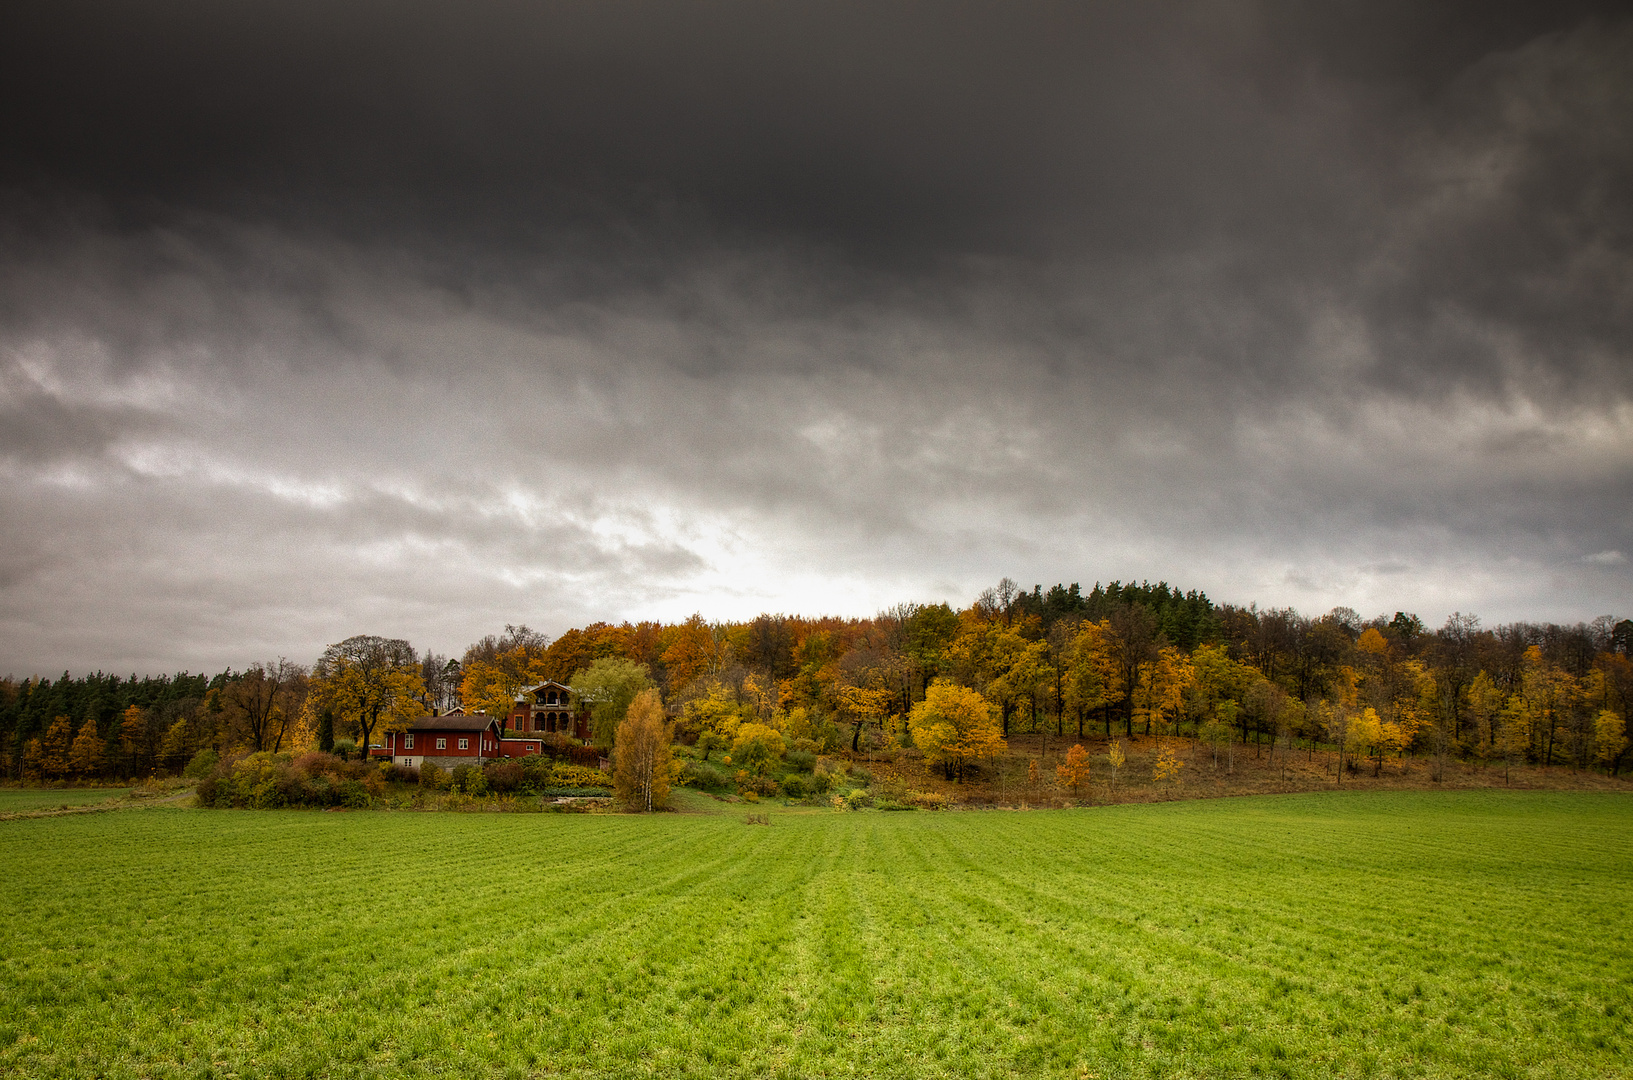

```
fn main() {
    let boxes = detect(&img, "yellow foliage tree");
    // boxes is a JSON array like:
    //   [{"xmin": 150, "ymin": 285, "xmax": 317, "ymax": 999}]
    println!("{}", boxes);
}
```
[
  {"xmin": 311, "ymin": 635, "xmax": 426, "ymax": 756},
  {"xmin": 39, "ymin": 715, "xmax": 73, "ymax": 778},
  {"xmin": 1133, "ymin": 645, "xmax": 1194, "ymax": 737},
  {"xmin": 612, "ymin": 689, "xmax": 673, "ymax": 812},
  {"xmin": 1153, "ymin": 742, "xmax": 1182, "ymax": 792},
  {"xmin": 1065, "ymin": 621, "xmax": 1121, "ymax": 735},
  {"xmin": 730, "ymin": 722, "xmax": 786, "ymax": 775},
  {"xmin": 68, "ymin": 718, "xmax": 104, "ymax": 777},
  {"xmin": 1594, "ymin": 710, "xmax": 1627, "ymax": 774},
  {"xmin": 908, "ymin": 680, "xmax": 1006, "ymax": 780},
  {"xmin": 1107, "ymin": 739, "xmax": 1125, "ymax": 789}
]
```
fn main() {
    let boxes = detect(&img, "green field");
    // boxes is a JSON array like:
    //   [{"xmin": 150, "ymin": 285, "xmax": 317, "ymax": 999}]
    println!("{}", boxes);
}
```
[
  {"xmin": 1, "ymin": 792, "xmax": 1629, "ymax": 1079},
  {"xmin": 0, "ymin": 787, "xmax": 131, "ymax": 813}
]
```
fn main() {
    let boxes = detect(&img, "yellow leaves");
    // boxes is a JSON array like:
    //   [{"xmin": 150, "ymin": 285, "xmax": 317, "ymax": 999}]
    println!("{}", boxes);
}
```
[
  {"xmin": 1133, "ymin": 645, "xmax": 1193, "ymax": 734},
  {"xmin": 730, "ymin": 723, "xmax": 786, "ymax": 773},
  {"xmin": 460, "ymin": 648, "xmax": 553, "ymax": 719},
  {"xmin": 1357, "ymin": 628, "xmax": 1390, "ymax": 656},
  {"xmin": 909, "ymin": 680, "xmax": 1005, "ymax": 778},
  {"xmin": 838, "ymin": 686, "xmax": 891, "ymax": 722},
  {"xmin": 612, "ymin": 689, "xmax": 671, "ymax": 811},
  {"xmin": 1066, "ymin": 621, "xmax": 1121, "ymax": 713},
  {"xmin": 1152, "ymin": 742, "xmax": 1183, "ymax": 787},
  {"xmin": 1594, "ymin": 710, "xmax": 1628, "ymax": 767}
]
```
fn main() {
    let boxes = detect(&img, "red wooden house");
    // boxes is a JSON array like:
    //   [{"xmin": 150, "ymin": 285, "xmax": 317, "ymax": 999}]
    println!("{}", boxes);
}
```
[{"xmin": 383, "ymin": 713, "xmax": 506, "ymax": 770}]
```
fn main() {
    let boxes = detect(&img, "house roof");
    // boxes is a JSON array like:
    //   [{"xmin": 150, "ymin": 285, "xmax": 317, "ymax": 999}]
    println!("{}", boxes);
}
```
[
  {"xmin": 403, "ymin": 714, "xmax": 499, "ymax": 733},
  {"xmin": 515, "ymin": 680, "xmax": 574, "ymax": 702}
]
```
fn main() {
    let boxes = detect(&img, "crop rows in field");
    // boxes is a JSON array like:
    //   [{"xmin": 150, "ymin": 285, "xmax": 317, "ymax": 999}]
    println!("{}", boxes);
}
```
[{"xmin": 1, "ymin": 791, "xmax": 1630, "ymax": 1079}]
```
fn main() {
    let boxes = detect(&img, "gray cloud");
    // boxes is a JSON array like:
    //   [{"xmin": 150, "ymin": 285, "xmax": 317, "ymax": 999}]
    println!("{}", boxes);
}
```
[{"xmin": 1, "ymin": 1, "xmax": 1630, "ymax": 673}]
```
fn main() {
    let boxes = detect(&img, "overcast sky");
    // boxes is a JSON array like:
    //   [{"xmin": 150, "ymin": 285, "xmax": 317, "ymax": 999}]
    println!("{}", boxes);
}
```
[{"xmin": 2, "ymin": 0, "xmax": 1630, "ymax": 675}]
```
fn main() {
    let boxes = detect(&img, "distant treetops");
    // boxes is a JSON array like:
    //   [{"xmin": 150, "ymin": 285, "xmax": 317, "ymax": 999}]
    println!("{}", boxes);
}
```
[{"xmin": 3, "ymin": 581, "xmax": 1630, "ymax": 785}]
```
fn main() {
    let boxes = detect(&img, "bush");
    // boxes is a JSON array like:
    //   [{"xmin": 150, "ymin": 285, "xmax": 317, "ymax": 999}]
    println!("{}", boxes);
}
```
[
  {"xmin": 780, "ymin": 774, "xmax": 811, "ymax": 798},
  {"xmin": 738, "ymin": 773, "xmax": 781, "ymax": 798},
  {"xmin": 549, "ymin": 763, "xmax": 608, "ymax": 788},
  {"xmin": 785, "ymin": 749, "xmax": 816, "ymax": 773},
  {"xmin": 541, "ymin": 740, "xmax": 603, "ymax": 768},
  {"xmin": 419, "ymin": 761, "xmax": 447, "ymax": 789},
  {"xmin": 331, "ymin": 738, "xmax": 357, "ymax": 761},
  {"xmin": 684, "ymin": 761, "xmax": 729, "ymax": 789},
  {"xmin": 844, "ymin": 788, "xmax": 873, "ymax": 810},
  {"xmin": 484, "ymin": 761, "xmax": 524, "ymax": 794},
  {"xmin": 450, "ymin": 764, "xmax": 489, "ymax": 796},
  {"xmin": 182, "ymin": 749, "xmax": 219, "ymax": 780},
  {"xmin": 378, "ymin": 761, "xmax": 419, "ymax": 785}
]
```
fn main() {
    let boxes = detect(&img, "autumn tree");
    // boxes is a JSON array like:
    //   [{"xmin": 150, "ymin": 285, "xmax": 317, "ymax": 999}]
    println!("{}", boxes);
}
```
[
  {"xmin": 837, "ymin": 685, "xmax": 891, "ymax": 752},
  {"xmin": 118, "ymin": 705, "xmax": 149, "ymax": 775},
  {"xmin": 460, "ymin": 625, "xmax": 554, "ymax": 719},
  {"xmin": 1064, "ymin": 620, "xmax": 1120, "ymax": 736},
  {"xmin": 39, "ymin": 715, "xmax": 73, "ymax": 779},
  {"xmin": 1056, "ymin": 743, "xmax": 1091, "ymax": 794},
  {"xmin": 1133, "ymin": 645, "xmax": 1193, "ymax": 738},
  {"xmin": 730, "ymin": 722, "xmax": 786, "ymax": 775},
  {"xmin": 612, "ymin": 689, "xmax": 672, "ymax": 812},
  {"xmin": 222, "ymin": 660, "xmax": 307, "ymax": 752},
  {"xmin": 68, "ymin": 717, "xmax": 104, "ymax": 777},
  {"xmin": 1107, "ymin": 739, "xmax": 1126, "ymax": 789},
  {"xmin": 661, "ymin": 614, "xmax": 729, "ymax": 690},
  {"xmin": 1106, "ymin": 603, "xmax": 1158, "ymax": 735},
  {"xmin": 1153, "ymin": 742, "xmax": 1182, "ymax": 792},
  {"xmin": 311, "ymin": 636, "xmax": 425, "ymax": 757},
  {"xmin": 1595, "ymin": 710, "xmax": 1628, "ymax": 775},
  {"xmin": 908, "ymin": 680, "xmax": 1006, "ymax": 780},
  {"xmin": 570, "ymin": 657, "xmax": 656, "ymax": 747}
]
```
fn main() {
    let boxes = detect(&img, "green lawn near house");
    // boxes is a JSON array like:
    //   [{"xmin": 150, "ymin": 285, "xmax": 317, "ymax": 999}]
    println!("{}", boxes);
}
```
[{"xmin": 1, "ymin": 790, "xmax": 1629, "ymax": 1079}]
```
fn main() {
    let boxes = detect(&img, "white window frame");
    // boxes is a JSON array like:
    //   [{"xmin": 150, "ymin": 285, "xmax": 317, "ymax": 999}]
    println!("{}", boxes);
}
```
[
  {"xmin": 436, "ymin": 737, "xmax": 447, "ymax": 749},
  {"xmin": 459, "ymin": 737, "xmax": 469, "ymax": 750},
  {"xmin": 405, "ymin": 734, "xmax": 415, "ymax": 750}
]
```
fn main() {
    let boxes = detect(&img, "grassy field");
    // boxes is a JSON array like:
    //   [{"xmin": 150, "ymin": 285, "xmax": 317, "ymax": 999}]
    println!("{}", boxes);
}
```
[
  {"xmin": 1, "ymin": 792, "xmax": 1629, "ymax": 1079},
  {"xmin": 0, "ymin": 787, "xmax": 131, "ymax": 813}
]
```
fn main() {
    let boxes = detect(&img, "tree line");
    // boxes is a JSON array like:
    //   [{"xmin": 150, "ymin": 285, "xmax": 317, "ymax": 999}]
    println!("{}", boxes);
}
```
[{"xmin": 3, "ymin": 577, "xmax": 1630, "ymax": 784}]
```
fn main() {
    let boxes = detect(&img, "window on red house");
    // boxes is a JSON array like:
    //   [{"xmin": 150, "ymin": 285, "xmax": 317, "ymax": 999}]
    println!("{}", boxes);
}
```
[
  {"xmin": 459, "ymin": 737, "xmax": 469, "ymax": 750},
  {"xmin": 406, "ymin": 735, "xmax": 415, "ymax": 750},
  {"xmin": 436, "ymin": 737, "xmax": 446, "ymax": 749}
]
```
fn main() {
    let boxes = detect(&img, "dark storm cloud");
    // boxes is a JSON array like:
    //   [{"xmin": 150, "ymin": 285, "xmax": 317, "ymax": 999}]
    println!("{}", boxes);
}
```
[{"xmin": 1, "ymin": 0, "xmax": 1630, "ymax": 672}]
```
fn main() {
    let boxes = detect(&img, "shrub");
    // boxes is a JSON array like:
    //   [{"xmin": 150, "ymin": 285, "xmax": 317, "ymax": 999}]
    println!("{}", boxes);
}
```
[
  {"xmin": 182, "ymin": 749, "xmax": 219, "ymax": 780},
  {"xmin": 738, "ymin": 773, "xmax": 780, "ymax": 797},
  {"xmin": 550, "ymin": 763, "xmax": 608, "ymax": 788},
  {"xmin": 378, "ymin": 761, "xmax": 419, "ymax": 784},
  {"xmin": 785, "ymin": 749, "xmax": 816, "ymax": 773},
  {"xmin": 331, "ymin": 738, "xmax": 357, "ymax": 761},
  {"xmin": 484, "ymin": 761, "xmax": 524, "ymax": 794},
  {"xmin": 419, "ymin": 761, "xmax": 446, "ymax": 789},
  {"xmin": 780, "ymin": 774, "xmax": 811, "ymax": 798},
  {"xmin": 339, "ymin": 779, "xmax": 371, "ymax": 808},
  {"xmin": 844, "ymin": 788, "xmax": 873, "ymax": 810},
  {"xmin": 684, "ymin": 761, "xmax": 729, "ymax": 789}
]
